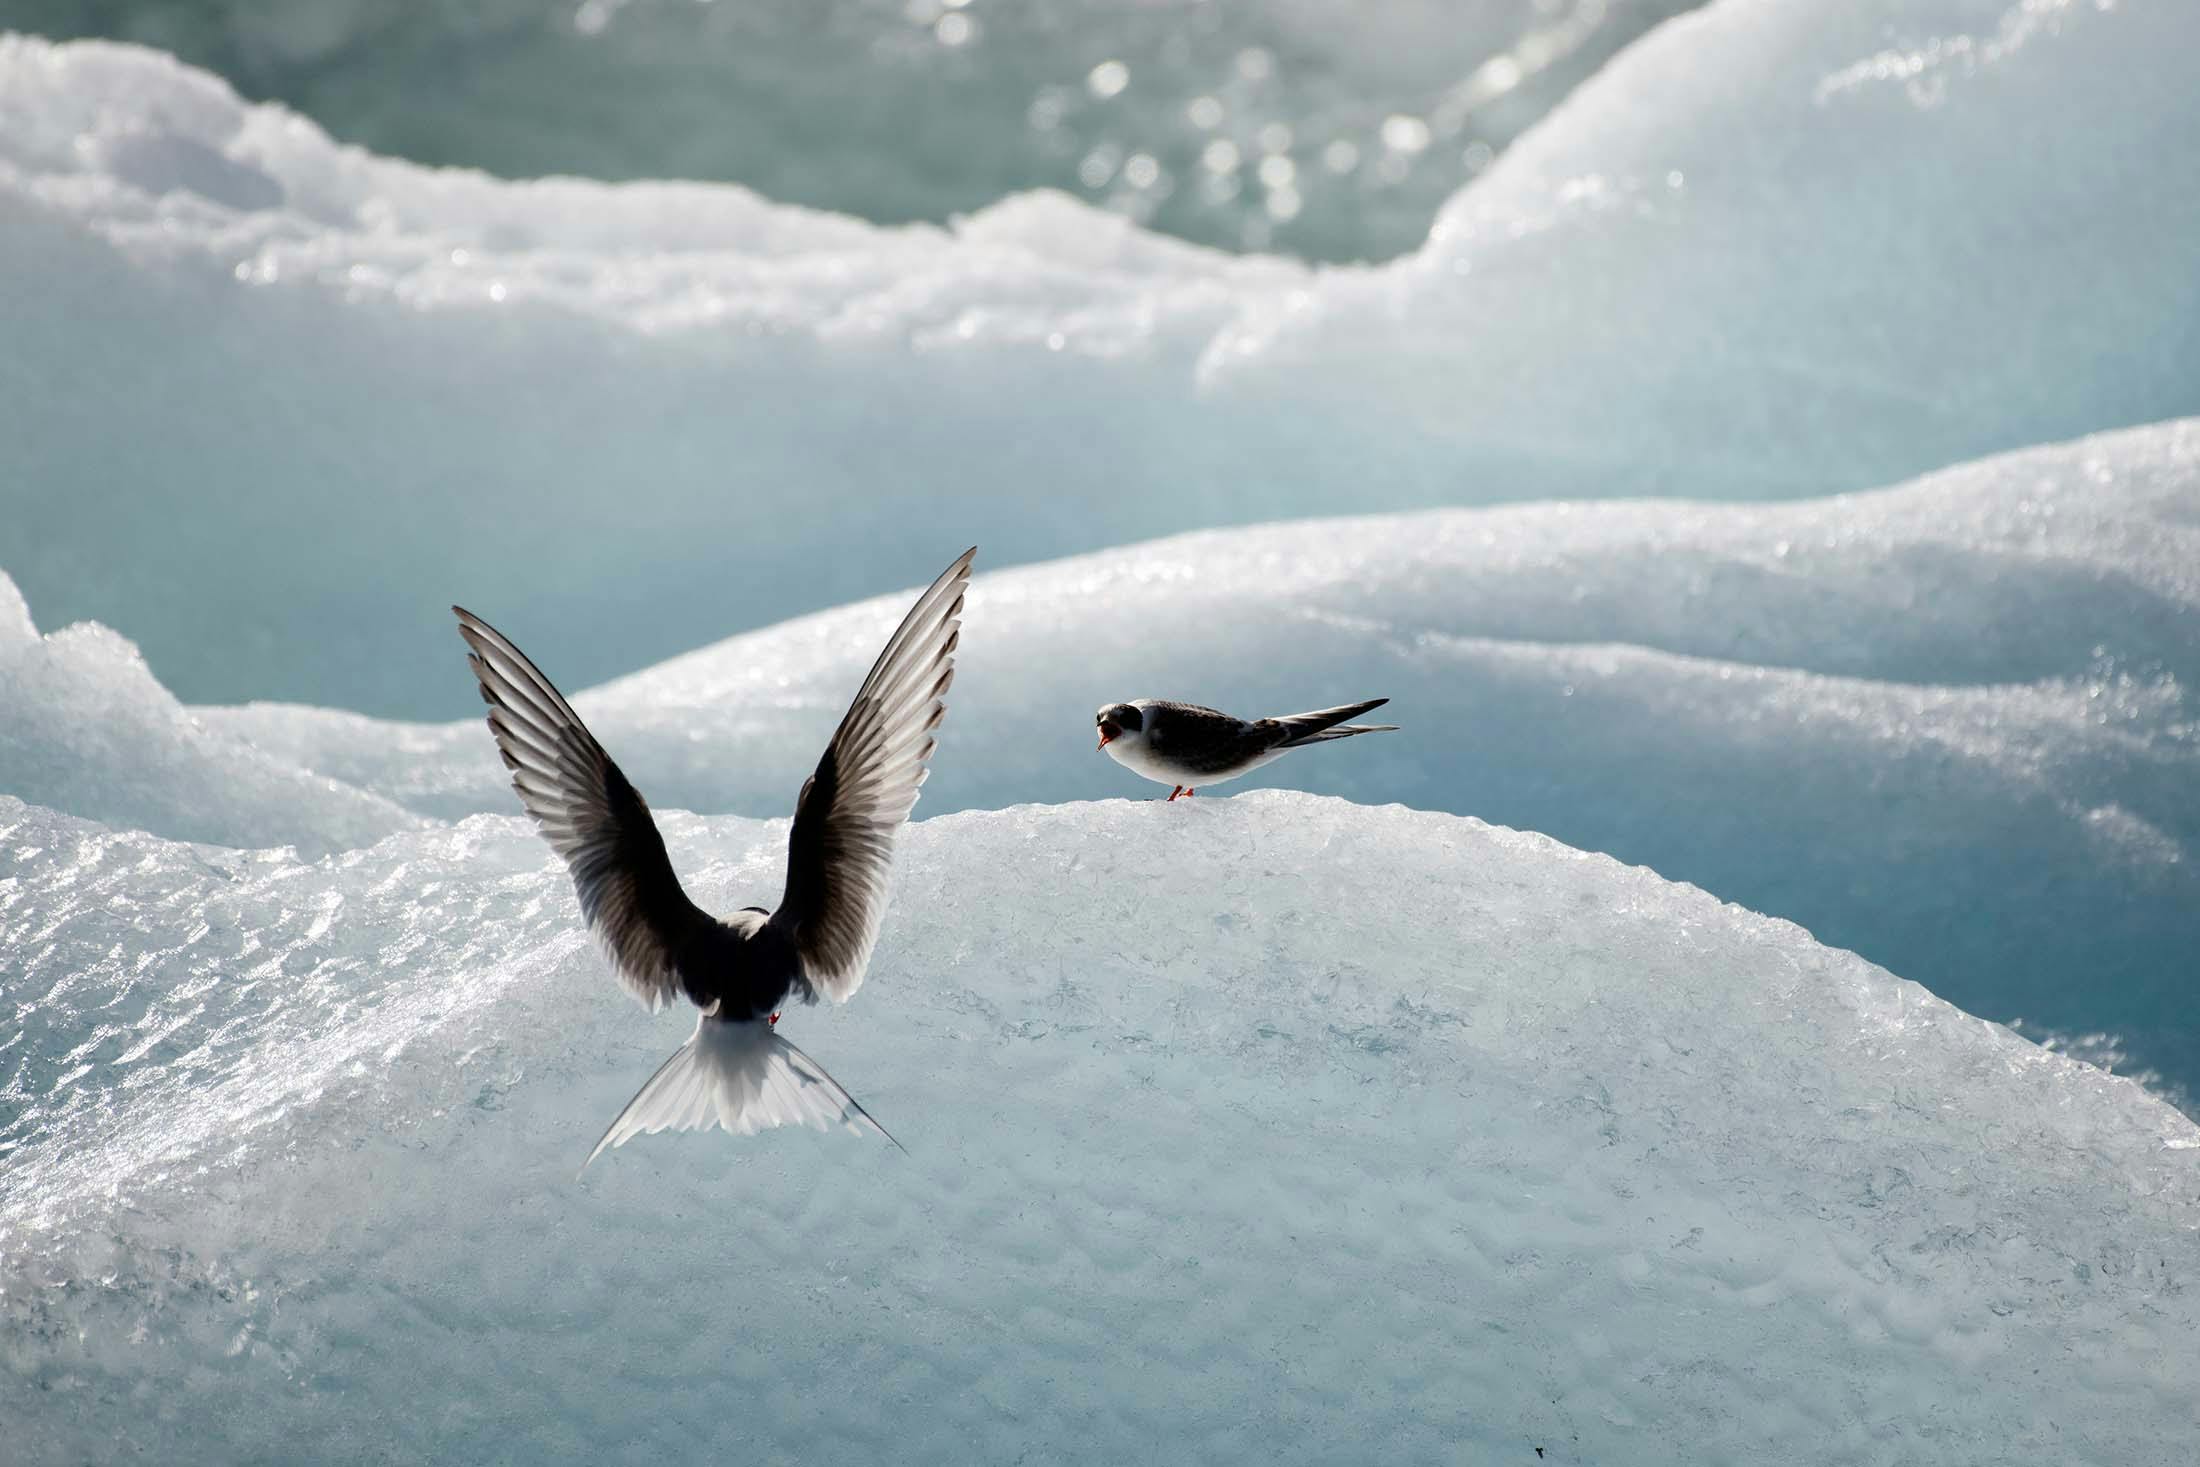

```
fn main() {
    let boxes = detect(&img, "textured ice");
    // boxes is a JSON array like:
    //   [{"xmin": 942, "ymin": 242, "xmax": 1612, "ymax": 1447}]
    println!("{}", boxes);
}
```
[
  {"xmin": 5, "ymin": 0, "xmax": 2197, "ymax": 713},
  {"xmin": 4, "ymin": 792, "xmax": 2196, "ymax": 1464},
  {"xmin": 162, "ymin": 420, "xmax": 2200, "ymax": 1102},
  {"xmin": 0, "ymin": 573, "xmax": 422, "ymax": 856},
  {"xmin": 1231, "ymin": 0, "xmax": 2200, "ymax": 497},
  {"xmin": 6, "ymin": 4, "xmax": 2194, "ymax": 1453},
  {"xmin": 6, "ymin": 0, "xmax": 1700, "ymax": 261}
]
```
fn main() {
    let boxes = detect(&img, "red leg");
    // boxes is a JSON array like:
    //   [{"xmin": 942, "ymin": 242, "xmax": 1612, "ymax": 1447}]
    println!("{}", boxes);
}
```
[
  {"xmin": 1166, "ymin": 786, "xmax": 1183, "ymax": 801},
  {"xmin": 1184, "ymin": 788, "xmax": 1196, "ymax": 797}
]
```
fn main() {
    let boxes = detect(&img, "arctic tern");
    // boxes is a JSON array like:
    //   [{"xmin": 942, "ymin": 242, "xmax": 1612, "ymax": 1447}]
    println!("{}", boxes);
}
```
[
  {"xmin": 1095, "ymin": 697, "xmax": 1397, "ymax": 800},
  {"xmin": 455, "ymin": 547, "xmax": 974, "ymax": 1168}
]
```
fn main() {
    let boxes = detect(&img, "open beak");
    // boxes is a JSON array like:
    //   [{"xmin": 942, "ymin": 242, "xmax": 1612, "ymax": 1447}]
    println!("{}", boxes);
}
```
[{"xmin": 1097, "ymin": 722, "xmax": 1117, "ymax": 750}]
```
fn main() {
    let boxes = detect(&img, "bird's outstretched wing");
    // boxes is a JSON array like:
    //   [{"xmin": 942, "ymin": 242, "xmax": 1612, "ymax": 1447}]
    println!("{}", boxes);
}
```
[
  {"xmin": 771, "ymin": 548, "xmax": 975, "ymax": 1004},
  {"xmin": 455, "ymin": 607, "xmax": 710, "ymax": 1012}
]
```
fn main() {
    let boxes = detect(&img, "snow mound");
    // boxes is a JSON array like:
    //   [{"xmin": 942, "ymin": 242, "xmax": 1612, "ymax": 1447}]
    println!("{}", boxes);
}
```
[
  {"xmin": 0, "ymin": 575, "xmax": 422, "ymax": 854},
  {"xmin": 3, "ymin": 793, "xmax": 2195, "ymax": 1464},
  {"xmin": 4, "ymin": 0, "xmax": 2197, "ymax": 713},
  {"xmin": 192, "ymin": 420, "xmax": 2200, "ymax": 1100}
]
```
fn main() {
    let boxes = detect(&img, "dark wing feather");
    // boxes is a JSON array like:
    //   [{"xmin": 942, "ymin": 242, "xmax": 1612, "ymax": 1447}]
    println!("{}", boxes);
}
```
[
  {"xmin": 771, "ymin": 548, "xmax": 975, "ymax": 1004},
  {"xmin": 1261, "ymin": 699, "xmax": 1393, "ymax": 748},
  {"xmin": 1144, "ymin": 700, "xmax": 1250, "ymax": 750},
  {"xmin": 1144, "ymin": 700, "xmax": 1270, "ymax": 769},
  {"xmin": 454, "ymin": 607, "xmax": 712, "ymax": 1012}
]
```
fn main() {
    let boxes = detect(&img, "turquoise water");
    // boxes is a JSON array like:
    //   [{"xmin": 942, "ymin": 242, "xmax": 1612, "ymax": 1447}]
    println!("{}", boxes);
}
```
[{"xmin": 9, "ymin": 0, "xmax": 1698, "ymax": 261}]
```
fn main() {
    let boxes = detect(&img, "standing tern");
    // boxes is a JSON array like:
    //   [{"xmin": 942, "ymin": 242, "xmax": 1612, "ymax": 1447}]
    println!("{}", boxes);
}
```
[{"xmin": 1095, "ymin": 697, "xmax": 1397, "ymax": 800}]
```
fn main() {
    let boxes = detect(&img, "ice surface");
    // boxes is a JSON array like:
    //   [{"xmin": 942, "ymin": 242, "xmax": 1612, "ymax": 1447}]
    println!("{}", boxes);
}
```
[
  {"xmin": 1229, "ymin": 0, "xmax": 2200, "ymax": 481},
  {"xmin": 4, "ymin": 792, "xmax": 2195, "ymax": 1464},
  {"xmin": 176, "ymin": 420, "xmax": 2200, "ymax": 1102},
  {"xmin": 0, "ymin": 573, "xmax": 422, "ymax": 855},
  {"xmin": 5, "ymin": 4, "xmax": 2193, "ymax": 1452},
  {"xmin": 5, "ymin": 0, "xmax": 2197, "ymax": 714},
  {"xmin": 7, "ymin": 0, "xmax": 1699, "ymax": 261}
]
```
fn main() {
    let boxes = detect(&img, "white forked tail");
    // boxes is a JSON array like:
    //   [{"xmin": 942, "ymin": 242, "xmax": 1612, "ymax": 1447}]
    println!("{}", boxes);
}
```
[{"xmin": 582, "ymin": 1014, "xmax": 902, "ymax": 1172}]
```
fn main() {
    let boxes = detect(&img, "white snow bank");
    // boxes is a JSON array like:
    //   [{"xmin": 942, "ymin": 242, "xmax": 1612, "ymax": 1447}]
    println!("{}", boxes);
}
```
[
  {"xmin": 183, "ymin": 419, "xmax": 2200, "ymax": 1100},
  {"xmin": 0, "ymin": 574, "xmax": 423, "ymax": 854},
  {"xmin": 5, "ymin": 0, "xmax": 2197, "ymax": 713},
  {"xmin": 3, "ymin": 793, "xmax": 2194, "ymax": 1464}
]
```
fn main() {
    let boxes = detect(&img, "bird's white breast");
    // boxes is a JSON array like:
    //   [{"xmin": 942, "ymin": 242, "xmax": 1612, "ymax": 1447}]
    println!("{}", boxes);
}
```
[
  {"xmin": 1105, "ymin": 731, "xmax": 1284, "ymax": 788},
  {"xmin": 1100, "ymin": 738, "xmax": 1170, "ymax": 787},
  {"xmin": 1104, "ymin": 736, "xmax": 1179, "ymax": 785}
]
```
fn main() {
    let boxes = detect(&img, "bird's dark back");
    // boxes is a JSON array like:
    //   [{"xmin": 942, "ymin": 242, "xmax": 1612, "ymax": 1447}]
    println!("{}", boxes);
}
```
[
  {"xmin": 1148, "ymin": 701, "xmax": 1279, "ymax": 773},
  {"xmin": 674, "ymin": 908, "xmax": 802, "ymax": 1020}
]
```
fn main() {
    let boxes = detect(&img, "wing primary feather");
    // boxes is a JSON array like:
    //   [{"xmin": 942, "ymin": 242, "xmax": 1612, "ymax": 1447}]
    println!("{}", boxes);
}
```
[
  {"xmin": 454, "ymin": 606, "xmax": 714, "ymax": 1014},
  {"xmin": 768, "ymin": 550, "xmax": 974, "ymax": 1005}
]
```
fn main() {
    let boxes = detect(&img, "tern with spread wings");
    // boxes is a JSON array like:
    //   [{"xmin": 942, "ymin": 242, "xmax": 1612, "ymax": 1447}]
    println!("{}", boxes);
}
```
[{"xmin": 454, "ymin": 548, "xmax": 974, "ymax": 1169}]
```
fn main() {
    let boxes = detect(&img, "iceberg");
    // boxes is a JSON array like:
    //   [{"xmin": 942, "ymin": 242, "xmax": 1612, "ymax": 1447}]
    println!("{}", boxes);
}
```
[
  {"xmin": 1231, "ymin": 0, "xmax": 2200, "ymax": 490},
  {"xmin": 4, "ymin": 1, "xmax": 2194, "ymax": 1454},
  {"xmin": 0, "ymin": 572, "xmax": 423, "ymax": 855},
  {"xmin": 166, "ymin": 419, "xmax": 2199, "ymax": 1102},
  {"xmin": 5, "ymin": 420, "xmax": 2192, "ymax": 1096},
  {"xmin": 5, "ymin": 0, "xmax": 2197, "ymax": 714},
  {"xmin": 3, "ymin": 792, "xmax": 2195, "ymax": 1464}
]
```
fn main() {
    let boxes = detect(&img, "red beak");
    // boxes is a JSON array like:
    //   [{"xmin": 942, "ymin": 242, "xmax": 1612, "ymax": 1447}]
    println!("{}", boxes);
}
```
[{"xmin": 1098, "ymin": 722, "xmax": 1117, "ymax": 750}]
